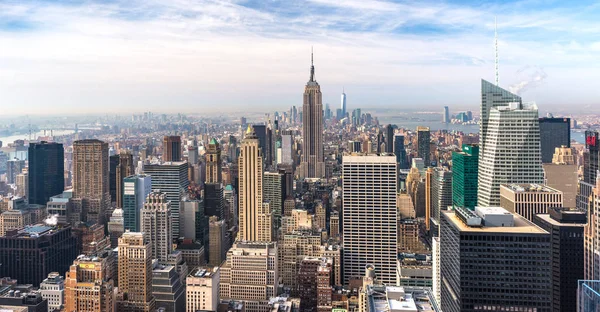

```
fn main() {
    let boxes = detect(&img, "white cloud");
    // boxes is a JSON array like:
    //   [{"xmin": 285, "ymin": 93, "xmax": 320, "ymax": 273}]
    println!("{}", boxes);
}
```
[{"xmin": 0, "ymin": 0, "xmax": 599, "ymax": 115}]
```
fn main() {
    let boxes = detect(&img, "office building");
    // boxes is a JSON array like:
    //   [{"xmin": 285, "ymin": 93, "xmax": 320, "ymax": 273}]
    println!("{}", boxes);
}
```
[
  {"xmin": 28, "ymin": 142, "xmax": 64, "ymax": 206},
  {"xmin": 141, "ymin": 191, "xmax": 172, "ymax": 262},
  {"xmin": 186, "ymin": 267, "xmax": 220, "ymax": 312},
  {"xmin": 432, "ymin": 236, "xmax": 441, "ymax": 305},
  {"xmin": 64, "ymin": 255, "xmax": 115, "ymax": 312},
  {"xmin": 46, "ymin": 191, "xmax": 73, "ymax": 225},
  {"xmin": 143, "ymin": 161, "xmax": 189, "ymax": 239},
  {"xmin": 543, "ymin": 146, "xmax": 578, "ymax": 207},
  {"xmin": 416, "ymin": 126, "xmax": 430, "ymax": 166},
  {"xmin": 6, "ymin": 159, "xmax": 24, "ymax": 184},
  {"xmin": 393, "ymin": 134, "xmax": 408, "ymax": 170},
  {"xmin": 72, "ymin": 222, "xmax": 110, "ymax": 255},
  {"xmin": 264, "ymin": 171, "xmax": 284, "ymax": 235},
  {"xmin": 208, "ymin": 216, "xmax": 227, "ymax": 266},
  {"xmin": 181, "ymin": 199, "xmax": 208, "ymax": 248},
  {"xmin": 578, "ymin": 280, "xmax": 600, "ymax": 311},
  {"xmin": 219, "ymin": 242, "xmax": 278, "ymax": 312},
  {"xmin": 39, "ymin": 272, "xmax": 64, "ymax": 312},
  {"xmin": 384, "ymin": 124, "xmax": 394, "ymax": 153},
  {"xmin": 477, "ymin": 101, "xmax": 544, "ymax": 207},
  {"xmin": 238, "ymin": 126, "xmax": 271, "ymax": 242},
  {"xmin": 584, "ymin": 130, "xmax": 600, "ymax": 185},
  {"xmin": 163, "ymin": 136, "xmax": 182, "ymax": 162},
  {"xmin": 0, "ymin": 291, "xmax": 48, "ymax": 312},
  {"xmin": 440, "ymin": 206, "xmax": 551, "ymax": 311},
  {"xmin": 431, "ymin": 168, "xmax": 452, "ymax": 227},
  {"xmin": 452, "ymin": 144, "xmax": 479, "ymax": 210},
  {"xmin": 15, "ymin": 172, "xmax": 27, "ymax": 199},
  {"xmin": 584, "ymin": 179, "xmax": 600, "ymax": 281},
  {"xmin": 297, "ymin": 257, "xmax": 332, "ymax": 312},
  {"xmin": 152, "ymin": 264, "xmax": 185, "ymax": 312},
  {"xmin": 0, "ymin": 210, "xmax": 30, "ymax": 236},
  {"xmin": 0, "ymin": 224, "xmax": 76, "ymax": 285},
  {"xmin": 122, "ymin": 174, "xmax": 151, "ymax": 232},
  {"xmin": 443, "ymin": 106, "xmax": 450, "ymax": 123},
  {"xmin": 396, "ymin": 258, "xmax": 433, "ymax": 287},
  {"xmin": 534, "ymin": 207, "xmax": 585, "ymax": 312},
  {"xmin": 299, "ymin": 51, "xmax": 325, "ymax": 179},
  {"xmin": 72, "ymin": 139, "xmax": 110, "ymax": 225},
  {"xmin": 539, "ymin": 117, "xmax": 570, "ymax": 163},
  {"xmin": 341, "ymin": 88, "xmax": 346, "ymax": 117},
  {"xmin": 115, "ymin": 152, "xmax": 134, "ymax": 208},
  {"xmin": 280, "ymin": 133, "xmax": 294, "ymax": 166},
  {"xmin": 500, "ymin": 184, "xmax": 563, "ymax": 222},
  {"xmin": 107, "ymin": 208, "xmax": 124, "ymax": 248},
  {"xmin": 480, "ymin": 79, "xmax": 522, "ymax": 157},
  {"xmin": 278, "ymin": 231, "xmax": 322, "ymax": 290},
  {"xmin": 342, "ymin": 154, "xmax": 397, "ymax": 285},
  {"xmin": 117, "ymin": 232, "xmax": 156, "ymax": 312},
  {"xmin": 206, "ymin": 138, "xmax": 222, "ymax": 184}
]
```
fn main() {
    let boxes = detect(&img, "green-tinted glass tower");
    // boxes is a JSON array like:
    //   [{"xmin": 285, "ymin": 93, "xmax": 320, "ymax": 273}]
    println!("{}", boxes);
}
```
[{"xmin": 452, "ymin": 144, "xmax": 479, "ymax": 210}]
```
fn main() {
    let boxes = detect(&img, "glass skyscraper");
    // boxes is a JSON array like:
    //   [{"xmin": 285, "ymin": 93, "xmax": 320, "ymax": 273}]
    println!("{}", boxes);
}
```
[
  {"xmin": 122, "ymin": 174, "xmax": 151, "ymax": 232},
  {"xmin": 28, "ymin": 141, "xmax": 64, "ymax": 205},
  {"xmin": 539, "ymin": 117, "xmax": 570, "ymax": 163},
  {"xmin": 452, "ymin": 144, "xmax": 479, "ymax": 210}
]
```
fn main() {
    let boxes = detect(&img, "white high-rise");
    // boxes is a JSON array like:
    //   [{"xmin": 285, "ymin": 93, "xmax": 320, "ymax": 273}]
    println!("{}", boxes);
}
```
[
  {"xmin": 478, "ymin": 98, "xmax": 544, "ymax": 206},
  {"xmin": 341, "ymin": 88, "xmax": 347, "ymax": 117},
  {"xmin": 141, "ymin": 191, "xmax": 173, "ymax": 262},
  {"xmin": 342, "ymin": 154, "xmax": 397, "ymax": 285}
]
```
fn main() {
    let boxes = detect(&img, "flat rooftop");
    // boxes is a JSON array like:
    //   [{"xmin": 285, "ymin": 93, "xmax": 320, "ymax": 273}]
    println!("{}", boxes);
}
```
[
  {"xmin": 502, "ymin": 183, "xmax": 560, "ymax": 193},
  {"xmin": 535, "ymin": 214, "xmax": 586, "ymax": 227},
  {"xmin": 443, "ymin": 211, "xmax": 547, "ymax": 234}
]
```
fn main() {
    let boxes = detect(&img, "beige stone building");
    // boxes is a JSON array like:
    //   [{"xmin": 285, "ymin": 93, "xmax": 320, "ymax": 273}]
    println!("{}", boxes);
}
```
[
  {"xmin": 141, "ymin": 191, "xmax": 172, "ymax": 262},
  {"xmin": 208, "ymin": 216, "xmax": 226, "ymax": 266},
  {"xmin": 186, "ymin": 267, "xmax": 220, "ymax": 312},
  {"xmin": 543, "ymin": 146, "xmax": 578, "ymax": 207},
  {"xmin": 116, "ymin": 231, "xmax": 155, "ymax": 312},
  {"xmin": 500, "ymin": 184, "xmax": 563, "ymax": 222},
  {"xmin": 0, "ymin": 210, "xmax": 30, "ymax": 236},
  {"xmin": 64, "ymin": 255, "xmax": 115, "ymax": 312},
  {"xmin": 72, "ymin": 139, "xmax": 110, "ymax": 225}
]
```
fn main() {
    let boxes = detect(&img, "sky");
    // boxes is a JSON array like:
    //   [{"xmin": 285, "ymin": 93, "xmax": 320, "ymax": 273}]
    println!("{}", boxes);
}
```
[{"xmin": 1, "ymin": 0, "xmax": 600, "ymax": 116}]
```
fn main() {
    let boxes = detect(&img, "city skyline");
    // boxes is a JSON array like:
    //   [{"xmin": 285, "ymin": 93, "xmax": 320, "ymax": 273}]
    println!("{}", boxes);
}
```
[{"xmin": 2, "ymin": 1, "xmax": 600, "ymax": 115}]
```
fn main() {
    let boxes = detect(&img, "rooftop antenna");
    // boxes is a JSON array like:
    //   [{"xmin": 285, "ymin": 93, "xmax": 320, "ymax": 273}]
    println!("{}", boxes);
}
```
[{"xmin": 495, "ymin": 16, "xmax": 499, "ymax": 86}]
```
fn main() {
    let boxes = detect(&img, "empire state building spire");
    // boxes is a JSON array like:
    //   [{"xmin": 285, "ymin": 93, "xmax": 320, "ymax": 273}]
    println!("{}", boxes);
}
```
[
  {"xmin": 300, "ymin": 48, "xmax": 325, "ymax": 178},
  {"xmin": 309, "ymin": 46, "xmax": 315, "ymax": 82}
]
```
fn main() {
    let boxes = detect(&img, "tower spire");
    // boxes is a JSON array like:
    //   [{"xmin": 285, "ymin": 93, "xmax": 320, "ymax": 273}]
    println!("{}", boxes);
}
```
[
  {"xmin": 310, "ymin": 46, "xmax": 315, "ymax": 82},
  {"xmin": 495, "ymin": 16, "xmax": 499, "ymax": 86}
]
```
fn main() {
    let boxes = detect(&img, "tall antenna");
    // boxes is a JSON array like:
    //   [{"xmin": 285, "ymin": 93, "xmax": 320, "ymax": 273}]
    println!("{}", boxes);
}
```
[{"xmin": 495, "ymin": 16, "xmax": 499, "ymax": 86}]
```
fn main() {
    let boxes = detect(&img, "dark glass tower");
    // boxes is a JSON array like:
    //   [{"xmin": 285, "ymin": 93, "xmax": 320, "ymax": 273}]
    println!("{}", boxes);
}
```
[
  {"xmin": 539, "ymin": 117, "xmax": 570, "ymax": 163},
  {"xmin": 416, "ymin": 126, "xmax": 430, "ymax": 166},
  {"xmin": 385, "ymin": 124, "xmax": 394, "ymax": 153},
  {"xmin": 452, "ymin": 144, "xmax": 479, "ymax": 210},
  {"xmin": 394, "ymin": 135, "xmax": 408, "ymax": 169},
  {"xmin": 28, "ymin": 141, "xmax": 64, "ymax": 205}
]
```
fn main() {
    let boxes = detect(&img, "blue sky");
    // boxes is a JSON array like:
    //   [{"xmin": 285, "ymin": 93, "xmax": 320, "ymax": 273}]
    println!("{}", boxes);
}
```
[{"xmin": 1, "ymin": 0, "xmax": 599, "ymax": 115}]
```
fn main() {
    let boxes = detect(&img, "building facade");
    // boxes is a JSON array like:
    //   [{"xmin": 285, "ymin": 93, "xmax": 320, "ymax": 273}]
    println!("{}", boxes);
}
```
[
  {"xmin": 72, "ymin": 139, "xmax": 110, "ymax": 225},
  {"xmin": 117, "ymin": 232, "xmax": 156, "ymax": 312},
  {"xmin": 342, "ymin": 154, "xmax": 397, "ymax": 285},
  {"xmin": 141, "ymin": 191, "xmax": 173, "ymax": 262},
  {"xmin": 28, "ymin": 142, "xmax": 64, "ymax": 206},
  {"xmin": 539, "ymin": 117, "xmax": 570, "ymax": 163},
  {"xmin": 499, "ymin": 184, "xmax": 563, "ymax": 222},
  {"xmin": 299, "ymin": 52, "xmax": 325, "ymax": 179},
  {"xmin": 122, "ymin": 174, "xmax": 152, "ymax": 232},
  {"xmin": 452, "ymin": 144, "xmax": 479, "ymax": 210}
]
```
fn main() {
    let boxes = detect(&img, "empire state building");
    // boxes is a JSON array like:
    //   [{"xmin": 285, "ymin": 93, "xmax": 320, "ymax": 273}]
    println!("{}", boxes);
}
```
[{"xmin": 299, "ymin": 51, "xmax": 325, "ymax": 179}]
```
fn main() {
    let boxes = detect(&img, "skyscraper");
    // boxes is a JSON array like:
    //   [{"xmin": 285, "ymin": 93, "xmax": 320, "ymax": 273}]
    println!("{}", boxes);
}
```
[
  {"xmin": 264, "ymin": 171, "xmax": 284, "ymax": 235},
  {"xmin": 385, "ymin": 124, "xmax": 394, "ymax": 153},
  {"xmin": 208, "ymin": 216, "xmax": 226, "ymax": 266},
  {"xmin": 584, "ymin": 130, "xmax": 599, "ymax": 184},
  {"xmin": 299, "ymin": 51, "xmax": 325, "ymax": 179},
  {"xmin": 65, "ymin": 255, "xmax": 115, "ymax": 312},
  {"xmin": 238, "ymin": 126, "xmax": 272, "ymax": 242},
  {"xmin": 206, "ymin": 138, "xmax": 222, "ymax": 184},
  {"xmin": 122, "ymin": 174, "xmax": 151, "ymax": 232},
  {"xmin": 443, "ymin": 106, "xmax": 450, "ymax": 123},
  {"xmin": 143, "ymin": 161, "xmax": 189, "ymax": 239},
  {"xmin": 117, "ymin": 232, "xmax": 156, "ymax": 312},
  {"xmin": 416, "ymin": 126, "xmax": 430, "ymax": 166},
  {"xmin": 534, "ymin": 207, "xmax": 585, "ymax": 312},
  {"xmin": 452, "ymin": 144, "xmax": 479, "ymax": 210},
  {"xmin": 431, "ymin": 167, "xmax": 452, "ymax": 228},
  {"xmin": 477, "ymin": 99, "xmax": 544, "ymax": 207},
  {"xmin": 163, "ymin": 136, "xmax": 182, "ymax": 162},
  {"xmin": 141, "ymin": 191, "xmax": 173, "ymax": 262},
  {"xmin": 394, "ymin": 134, "xmax": 408, "ymax": 170},
  {"xmin": 218, "ymin": 241, "xmax": 278, "ymax": 312},
  {"xmin": 440, "ymin": 207, "xmax": 551, "ymax": 311},
  {"xmin": 28, "ymin": 141, "xmax": 64, "ymax": 205},
  {"xmin": 342, "ymin": 154, "xmax": 397, "ymax": 285},
  {"xmin": 480, "ymin": 79, "xmax": 522, "ymax": 153},
  {"xmin": 341, "ymin": 88, "xmax": 346, "ymax": 118},
  {"xmin": 72, "ymin": 139, "xmax": 110, "ymax": 225},
  {"xmin": 115, "ymin": 152, "xmax": 134, "ymax": 208},
  {"xmin": 539, "ymin": 117, "xmax": 570, "ymax": 163},
  {"xmin": 543, "ymin": 146, "xmax": 578, "ymax": 207}
]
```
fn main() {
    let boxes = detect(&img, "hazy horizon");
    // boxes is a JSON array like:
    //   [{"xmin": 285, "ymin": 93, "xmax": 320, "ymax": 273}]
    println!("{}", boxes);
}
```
[{"xmin": 2, "ymin": 0, "xmax": 600, "ymax": 115}]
